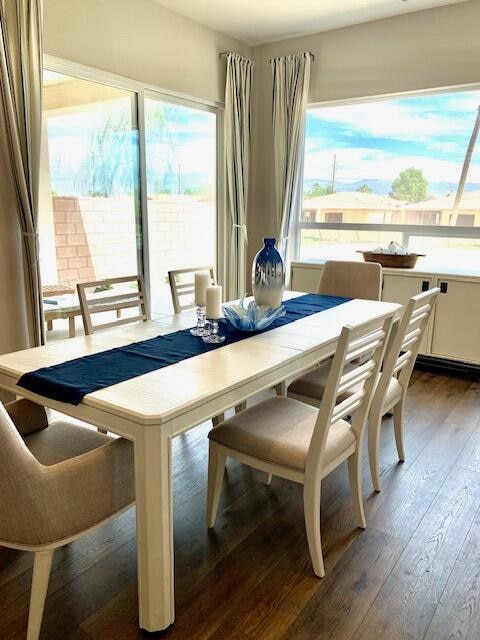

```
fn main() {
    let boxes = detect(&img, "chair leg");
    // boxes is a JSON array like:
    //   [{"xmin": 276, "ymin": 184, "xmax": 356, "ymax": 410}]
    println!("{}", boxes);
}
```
[
  {"xmin": 27, "ymin": 549, "xmax": 54, "ymax": 640},
  {"xmin": 275, "ymin": 381, "xmax": 287, "ymax": 397},
  {"xmin": 207, "ymin": 444, "xmax": 226, "ymax": 527},
  {"xmin": 68, "ymin": 316, "xmax": 75, "ymax": 339},
  {"xmin": 264, "ymin": 473, "xmax": 273, "ymax": 485},
  {"xmin": 234, "ymin": 402, "xmax": 247, "ymax": 414},
  {"xmin": 303, "ymin": 479, "xmax": 325, "ymax": 577},
  {"xmin": 348, "ymin": 450, "xmax": 366, "ymax": 529},
  {"xmin": 368, "ymin": 413, "xmax": 383, "ymax": 492},
  {"xmin": 212, "ymin": 413, "xmax": 225, "ymax": 427},
  {"xmin": 393, "ymin": 398, "xmax": 406, "ymax": 462}
]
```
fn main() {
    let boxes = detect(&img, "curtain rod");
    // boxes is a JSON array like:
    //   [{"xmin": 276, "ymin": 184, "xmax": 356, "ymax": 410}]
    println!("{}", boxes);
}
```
[
  {"xmin": 218, "ymin": 50, "xmax": 254, "ymax": 60},
  {"xmin": 219, "ymin": 50, "xmax": 314, "ymax": 62},
  {"xmin": 269, "ymin": 51, "xmax": 315, "ymax": 62}
]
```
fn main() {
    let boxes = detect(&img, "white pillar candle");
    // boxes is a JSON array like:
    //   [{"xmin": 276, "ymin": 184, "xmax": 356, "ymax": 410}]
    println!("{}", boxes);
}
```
[
  {"xmin": 206, "ymin": 285, "xmax": 223, "ymax": 319},
  {"xmin": 194, "ymin": 271, "xmax": 210, "ymax": 306}
]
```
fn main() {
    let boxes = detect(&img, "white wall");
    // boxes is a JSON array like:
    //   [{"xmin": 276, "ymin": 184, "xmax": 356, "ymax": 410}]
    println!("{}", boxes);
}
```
[
  {"xmin": 248, "ymin": 0, "xmax": 480, "ymax": 267},
  {"xmin": 43, "ymin": 0, "xmax": 251, "ymax": 104}
]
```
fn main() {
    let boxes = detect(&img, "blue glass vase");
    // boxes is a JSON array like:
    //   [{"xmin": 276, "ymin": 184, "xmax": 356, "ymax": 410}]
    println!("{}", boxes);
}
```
[{"xmin": 252, "ymin": 238, "xmax": 285, "ymax": 309}]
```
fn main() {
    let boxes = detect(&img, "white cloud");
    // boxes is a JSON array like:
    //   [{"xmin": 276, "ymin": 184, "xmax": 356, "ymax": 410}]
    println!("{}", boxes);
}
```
[
  {"xmin": 308, "ymin": 92, "xmax": 480, "ymax": 141},
  {"xmin": 147, "ymin": 139, "xmax": 216, "ymax": 175}
]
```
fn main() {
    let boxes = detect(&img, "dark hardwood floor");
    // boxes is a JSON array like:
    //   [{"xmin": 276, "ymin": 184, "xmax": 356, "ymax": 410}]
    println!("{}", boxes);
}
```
[{"xmin": 1, "ymin": 369, "xmax": 480, "ymax": 639}]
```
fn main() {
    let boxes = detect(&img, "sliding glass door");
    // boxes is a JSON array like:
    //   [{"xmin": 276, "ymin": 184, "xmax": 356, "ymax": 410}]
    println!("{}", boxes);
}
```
[
  {"xmin": 40, "ymin": 70, "xmax": 142, "ymax": 293},
  {"xmin": 39, "ymin": 65, "xmax": 219, "ymax": 337},
  {"xmin": 144, "ymin": 96, "xmax": 217, "ymax": 314}
]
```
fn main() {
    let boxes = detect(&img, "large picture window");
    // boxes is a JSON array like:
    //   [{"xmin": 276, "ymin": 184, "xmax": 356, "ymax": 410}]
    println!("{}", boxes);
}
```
[{"xmin": 300, "ymin": 88, "xmax": 480, "ymax": 269}]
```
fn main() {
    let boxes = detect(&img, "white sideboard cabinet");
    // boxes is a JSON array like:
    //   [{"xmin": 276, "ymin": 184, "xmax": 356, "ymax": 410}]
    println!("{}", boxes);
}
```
[{"xmin": 290, "ymin": 261, "xmax": 480, "ymax": 366}]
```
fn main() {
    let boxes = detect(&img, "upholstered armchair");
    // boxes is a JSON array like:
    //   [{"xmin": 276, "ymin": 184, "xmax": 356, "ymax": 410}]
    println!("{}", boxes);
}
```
[{"xmin": 0, "ymin": 399, "xmax": 135, "ymax": 640}]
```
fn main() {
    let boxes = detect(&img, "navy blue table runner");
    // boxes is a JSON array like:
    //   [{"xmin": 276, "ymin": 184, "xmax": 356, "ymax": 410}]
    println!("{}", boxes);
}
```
[{"xmin": 18, "ymin": 294, "xmax": 351, "ymax": 405}]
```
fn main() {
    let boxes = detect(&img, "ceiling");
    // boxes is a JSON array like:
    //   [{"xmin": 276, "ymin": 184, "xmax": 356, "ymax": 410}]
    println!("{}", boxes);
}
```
[{"xmin": 152, "ymin": 0, "xmax": 469, "ymax": 46}]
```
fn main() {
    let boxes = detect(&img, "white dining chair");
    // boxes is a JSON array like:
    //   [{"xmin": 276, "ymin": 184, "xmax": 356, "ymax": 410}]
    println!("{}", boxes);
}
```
[
  {"xmin": 288, "ymin": 287, "xmax": 439, "ymax": 491},
  {"xmin": 367, "ymin": 287, "xmax": 439, "ymax": 490},
  {"xmin": 0, "ymin": 398, "xmax": 135, "ymax": 640},
  {"xmin": 206, "ymin": 313, "xmax": 393, "ymax": 577}
]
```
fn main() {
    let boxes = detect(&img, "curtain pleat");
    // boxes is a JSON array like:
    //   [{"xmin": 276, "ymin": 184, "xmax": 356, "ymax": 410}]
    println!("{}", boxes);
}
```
[
  {"xmin": 0, "ymin": 0, "xmax": 44, "ymax": 347},
  {"xmin": 224, "ymin": 52, "xmax": 253, "ymax": 299},
  {"xmin": 271, "ymin": 52, "xmax": 312, "ymax": 268}
]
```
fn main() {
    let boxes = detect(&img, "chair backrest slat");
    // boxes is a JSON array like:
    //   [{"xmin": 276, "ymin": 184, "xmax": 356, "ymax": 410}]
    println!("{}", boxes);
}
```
[
  {"xmin": 168, "ymin": 266, "xmax": 216, "ymax": 313},
  {"xmin": 85, "ymin": 291, "xmax": 141, "ymax": 306},
  {"xmin": 337, "ymin": 360, "xmax": 375, "ymax": 396},
  {"xmin": 77, "ymin": 275, "xmax": 150, "ymax": 335},
  {"xmin": 331, "ymin": 389, "xmax": 367, "ymax": 424},
  {"xmin": 401, "ymin": 327, "xmax": 422, "ymax": 351},
  {"xmin": 346, "ymin": 328, "xmax": 386, "ymax": 363}
]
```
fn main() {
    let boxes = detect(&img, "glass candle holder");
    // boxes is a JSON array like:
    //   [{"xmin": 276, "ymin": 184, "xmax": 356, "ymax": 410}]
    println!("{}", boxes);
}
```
[
  {"xmin": 190, "ymin": 305, "xmax": 207, "ymax": 336},
  {"xmin": 202, "ymin": 319, "xmax": 225, "ymax": 343}
]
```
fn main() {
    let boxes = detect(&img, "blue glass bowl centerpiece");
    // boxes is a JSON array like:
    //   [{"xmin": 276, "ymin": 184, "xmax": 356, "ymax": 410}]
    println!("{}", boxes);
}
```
[
  {"xmin": 252, "ymin": 238, "xmax": 285, "ymax": 309},
  {"xmin": 223, "ymin": 298, "xmax": 286, "ymax": 332}
]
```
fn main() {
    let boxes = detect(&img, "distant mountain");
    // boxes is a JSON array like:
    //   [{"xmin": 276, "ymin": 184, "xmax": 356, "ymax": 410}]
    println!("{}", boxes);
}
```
[{"xmin": 304, "ymin": 178, "xmax": 480, "ymax": 198}]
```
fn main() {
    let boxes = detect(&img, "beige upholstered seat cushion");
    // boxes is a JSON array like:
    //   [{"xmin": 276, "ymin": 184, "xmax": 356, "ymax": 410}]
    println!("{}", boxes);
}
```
[
  {"xmin": 208, "ymin": 396, "xmax": 355, "ymax": 472},
  {"xmin": 289, "ymin": 362, "xmax": 403, "ymax": 408},
  {"xmin": 25, "ymin": 421, "xmax": 111, "ymax": 466}
]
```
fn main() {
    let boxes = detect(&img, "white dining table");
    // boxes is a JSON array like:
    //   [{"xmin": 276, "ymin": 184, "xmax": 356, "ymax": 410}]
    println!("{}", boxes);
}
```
[{"xmin": 0, "ymin": 292, "xmax": 400, "ymax": 632}]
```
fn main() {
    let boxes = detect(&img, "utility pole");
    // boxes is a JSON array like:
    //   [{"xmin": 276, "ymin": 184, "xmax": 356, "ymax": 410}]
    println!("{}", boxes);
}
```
[
  {"xmin": 331, "ymin": 153, "xmax": 336, "ymax": 193},
  {"xmin": 451, "ymin": 105, "xmax": 480, "ymax": 225}
]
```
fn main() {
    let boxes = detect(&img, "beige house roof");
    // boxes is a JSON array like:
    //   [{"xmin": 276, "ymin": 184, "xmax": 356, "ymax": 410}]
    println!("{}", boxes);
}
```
[
  {"xmin": 404, "ymin": 190, "xmax": 480, "ymax": 211},
  {"xmin": 303, "ymin": 191, "xmax": 407, "ymax": 211}
]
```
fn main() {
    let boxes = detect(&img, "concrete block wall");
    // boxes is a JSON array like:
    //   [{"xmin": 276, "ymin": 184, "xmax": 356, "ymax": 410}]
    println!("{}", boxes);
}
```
[{"xmin": 51, "ymin": 195, "xmax": 215, "ymax": 303}]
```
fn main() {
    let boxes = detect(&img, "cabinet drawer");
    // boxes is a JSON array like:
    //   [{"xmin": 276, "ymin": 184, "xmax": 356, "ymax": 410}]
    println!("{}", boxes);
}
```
[{"xmin": 431, "ymin": 279, "xmax": 480, "ymax": 364}]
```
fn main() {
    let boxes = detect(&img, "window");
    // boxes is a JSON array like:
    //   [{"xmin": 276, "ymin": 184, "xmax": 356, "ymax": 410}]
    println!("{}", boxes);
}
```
[
  {"xmin": 300, "ymin": 88, "xmax": 480, "ymax": 268},
  {"xmin": 144, "ymin": 97, "xmax": 217, "ymax": 314},
  {"xmin": 455, "ymin": 214, "xmax": 475, "ymax": 227},
  {"xmin": 406, "ymin": 211, "xmax": 440, "ymax": 226},
  {"xmin": 325, "ymin": 212, "xmax": 343, "ymax": 224}
]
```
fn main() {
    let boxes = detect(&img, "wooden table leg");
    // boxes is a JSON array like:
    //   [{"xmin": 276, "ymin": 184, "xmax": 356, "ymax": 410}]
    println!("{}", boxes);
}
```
[
  {"xmin": 134, "ymin": 426, "xmax": 174, "ymax": 632},
  {"xmin": 68, "ymin": 315, "xmax": 76, "ymax": 339}
]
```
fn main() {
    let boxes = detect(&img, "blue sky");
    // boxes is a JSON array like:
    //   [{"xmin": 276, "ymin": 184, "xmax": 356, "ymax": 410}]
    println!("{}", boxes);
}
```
[{"xmin": 304, "ymin": 89, "xmax": 480, "ymax": 192}]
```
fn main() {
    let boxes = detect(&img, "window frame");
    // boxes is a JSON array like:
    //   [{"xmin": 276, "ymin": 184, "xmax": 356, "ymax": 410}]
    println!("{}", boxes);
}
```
[
  {"xmin": 43, "ymin": 54, "xmax": 225, "ymax": 305},
  {"xmin": 297, "ymin": 83, "xmax": 480, "ymax": 261}
]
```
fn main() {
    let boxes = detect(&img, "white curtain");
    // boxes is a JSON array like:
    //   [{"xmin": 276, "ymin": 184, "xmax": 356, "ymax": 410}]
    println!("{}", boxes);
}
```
[
  {"xmin": 271, "ymin": 52, "xmax": 312, "ymax": 266},
  {"xmin": 0, "ymin": 0, "xmax": 44, "ymax": 347},
  {"xmin": 224, "ymin": 52, "xmax": 253, "ymax": 299}
]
